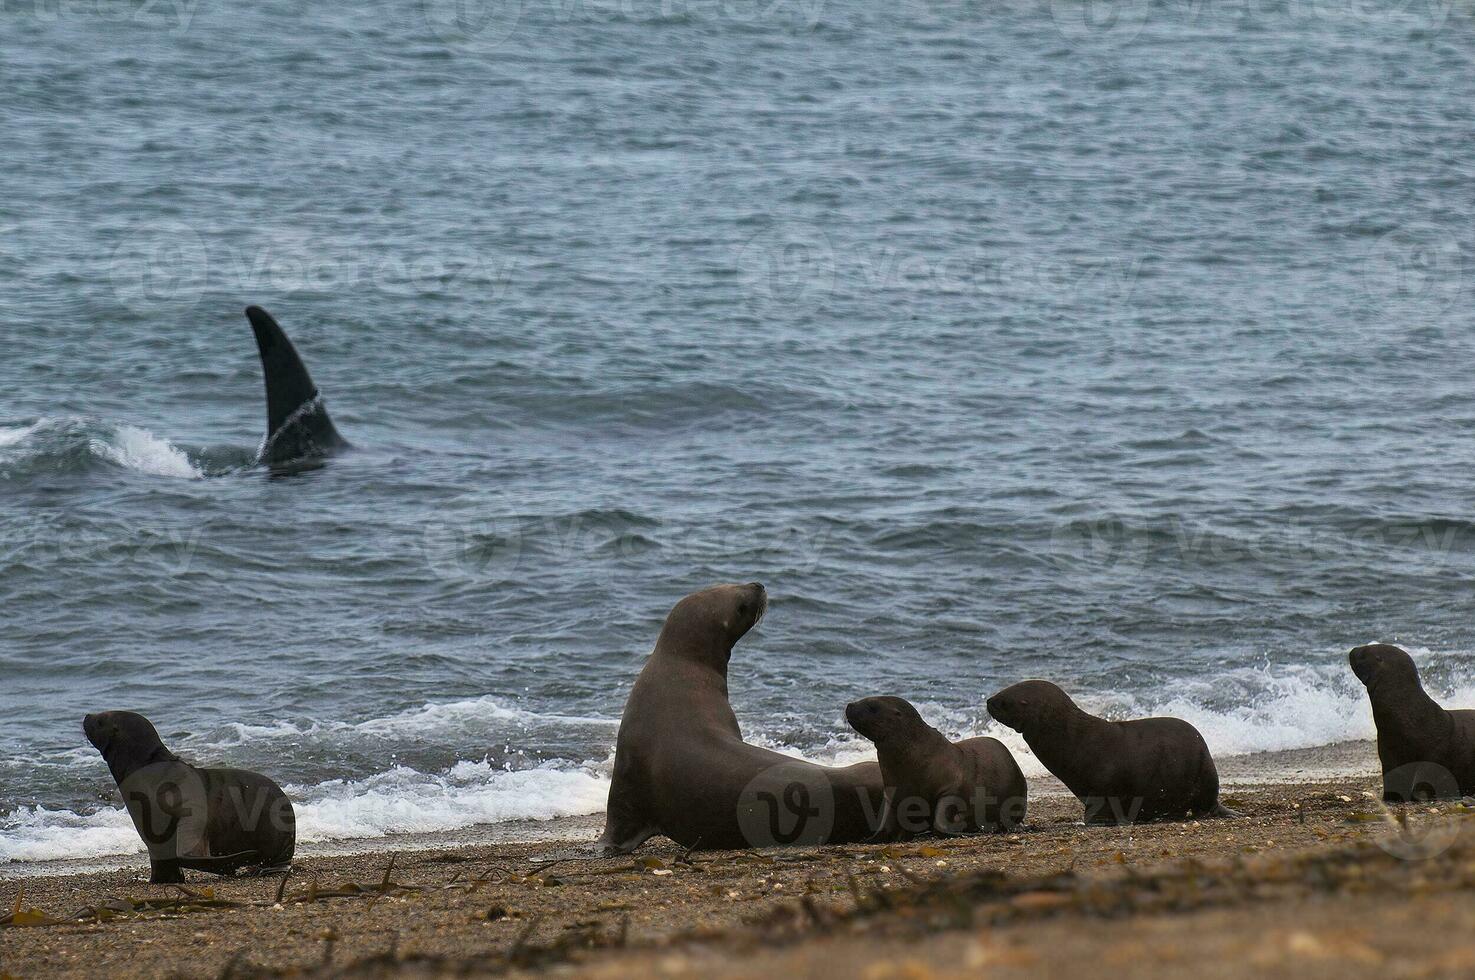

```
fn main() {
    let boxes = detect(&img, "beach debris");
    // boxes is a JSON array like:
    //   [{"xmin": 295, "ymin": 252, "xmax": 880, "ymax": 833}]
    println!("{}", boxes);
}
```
[
  {"xmin": 507, "ymin": 913, "xmax": 545, "ymax": 965},
  {"xmin": 2, "ymin": 887, "xmax": 67, "ymax": 928}
]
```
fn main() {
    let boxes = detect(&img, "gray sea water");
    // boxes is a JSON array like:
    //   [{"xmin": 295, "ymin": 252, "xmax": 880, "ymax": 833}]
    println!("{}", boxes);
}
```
[{"xmin": 2, "ymin": 0, "xmax": 1474, "ymax": 867}]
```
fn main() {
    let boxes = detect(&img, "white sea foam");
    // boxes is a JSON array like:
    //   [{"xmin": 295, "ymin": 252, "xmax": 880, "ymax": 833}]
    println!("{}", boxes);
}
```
[
  {"xmin": 91, "ymin": 424, "xmax": 202, "ymax": 480},
  {"xmin": 0, "ymin": 806, "xmax": 143, "ymax": 864},
  {"xmin": 867, "ymin": 654, "xmax": 1475, "ymax": 779},
  {"xmin": 210, "ymin": 695, "xmax": 618, "ymax": 748},
  {"xmin": 1, "ymin": 416, "xmax": 203, "ymax": 479},
  {"xmin": 0, "ymin": 759, "xmax": 610, "ymax": 865},
  {"xmin": 2, "ymin": 696, "xmax": 620, "ymax": 865},
  {"xmin": 0, "ymin": 422, "xmax": 40, "ymax": 448},
  {"xmin": 292, "ymin": 760, "xmax": 609, "ymax": 842},
  {"xmin": 11, "ymin": 657, "xmax": 1475, "ymax": 864}
]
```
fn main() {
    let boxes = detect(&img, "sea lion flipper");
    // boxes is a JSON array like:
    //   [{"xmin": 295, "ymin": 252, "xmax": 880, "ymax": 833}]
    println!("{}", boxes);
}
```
[
  {"xmin": 931, "ymin": 786, "xmax": 970, "ymax": 836},
  {"xmin": 594, "ymin": 823, "xmax": 658, "ymax": 858},
  {"xmin": 595, "ymin": 775, "xmax": 658, "ymax": 857},
  {"xmin": 149, "ymin": 858, "xmax": 184, "ymax": 884},
  {"xmin": 1210, "ymin": 803, "xmax": 1241, "ymax": 819},
  {"xmin": 865, "ymin": 790, "xmax": 901, "ymax": 844}
]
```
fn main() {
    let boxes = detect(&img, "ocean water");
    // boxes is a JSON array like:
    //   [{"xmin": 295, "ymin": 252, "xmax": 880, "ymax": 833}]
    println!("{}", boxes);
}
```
[{"xmin": 3, "ymin": 0, "xmax": 1475, "ymax": 868}]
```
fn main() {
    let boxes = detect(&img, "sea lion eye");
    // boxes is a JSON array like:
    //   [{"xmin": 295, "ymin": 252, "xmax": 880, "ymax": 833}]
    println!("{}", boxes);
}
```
[{"xmin": 738, "ymin": 603, "xmax": 751, "ymax": 618}]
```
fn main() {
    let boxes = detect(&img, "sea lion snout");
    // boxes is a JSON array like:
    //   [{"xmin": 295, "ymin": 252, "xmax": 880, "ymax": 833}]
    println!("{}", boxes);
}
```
[
  {"xmin": 985, "ymin": 692, "xmax": 1017, "ymax": 730},
  {"xmin": 844, "ymin": 696, "xmax": 916, "ymax": 742},
  {"xmin": 1349, "ymin": 644, "xmax": 1416, "ymax": 687},
  {"xmin": 742, "ymin": 582, "xmax": 767, "ymax": 618},
  {"xmin": 81, "ymin": 710, "xmax": 163, "ymax": 754},
  {"xmin": 1349, "ymin": 645, "xmax": 1373, "ymax": 682},
  {"xmin": 987, "ymin": 680, "xmax": 1063, "ymax": 731}
]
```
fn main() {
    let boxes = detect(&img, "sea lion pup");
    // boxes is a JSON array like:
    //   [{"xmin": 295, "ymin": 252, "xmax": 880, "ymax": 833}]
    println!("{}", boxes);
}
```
[
  {"xmin": 597, "ymin": 583, "xmax": 886, "ymax": 855},
  {"xmin": 986, "ymin": 681, "xmax": 1232, "ymax": 824},
  {"xmin": 1349, "ymin": 643, "xmax": 1475, "ymax": 802},
  {"xmin": 83, "ymin": 711, "xmax": 295, "ymax": 883},
  {"xmin": 845, "ymin": 696, "xmax": 1026, "ymax": 840}
]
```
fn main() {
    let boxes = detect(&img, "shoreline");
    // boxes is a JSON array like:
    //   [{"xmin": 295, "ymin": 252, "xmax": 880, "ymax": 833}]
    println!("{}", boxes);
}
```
[
  {"xmin": 12, "ymin": 773, "xmax": 1473, "ymax": 978},
  {"xmin": 1, "ymin": 738, "xmax": 1385, "ymax": 882}
]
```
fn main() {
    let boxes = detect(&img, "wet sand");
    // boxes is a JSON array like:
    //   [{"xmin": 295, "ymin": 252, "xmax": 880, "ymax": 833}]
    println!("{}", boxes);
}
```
[{"xmin": 8, "ymin": 774, "xmax": 1475, "ymax": 978}]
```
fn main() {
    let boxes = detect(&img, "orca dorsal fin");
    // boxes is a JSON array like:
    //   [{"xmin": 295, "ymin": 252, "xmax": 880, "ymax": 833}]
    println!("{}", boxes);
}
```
[{"xmin": 245, "ymin": 306, "xmax": 348, "ymax": 465}]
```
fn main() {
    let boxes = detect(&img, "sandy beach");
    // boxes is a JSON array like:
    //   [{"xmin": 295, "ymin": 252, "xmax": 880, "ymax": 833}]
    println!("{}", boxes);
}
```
[{"xmin": 8, "ymin": 773, "xmax": 1475, "ymax": 978}]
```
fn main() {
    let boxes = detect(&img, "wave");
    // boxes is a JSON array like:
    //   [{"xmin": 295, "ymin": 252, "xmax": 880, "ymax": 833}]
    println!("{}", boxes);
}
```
[
  {"xmin": 0, "ymin": 422, "xmax": 42, "ymax": 448},
  {"xmin": 0, "ymin": 417, "xmax": 204, "ymax": 480},
  {"xmin": 8, "ymin": 657, "xmax": 1475, "ymax": 864},
  {"xmin": 91, "ymin": 424, "xmax": 202, "ymax": 479},
  {"xmin": 208, "ymin": 695, "xmax": 618, "ymax": 748},
  {"xmin": 1, "ymin": 696, "xmax": 620, "ymax": 866},
  {"xmin": 899, "ymin": 651, "xmax": 1475, "ymax": 779},
  {"xmin": 0, "ymin": 759, "xmax": 610, "ymax": 865},
  {"xmin": 292, "ymin": 760, "xmax": 608, "ymax": 842},
  {"xmin": 0, "ymin": 806, "xmax": 147, "ymax": 864}
]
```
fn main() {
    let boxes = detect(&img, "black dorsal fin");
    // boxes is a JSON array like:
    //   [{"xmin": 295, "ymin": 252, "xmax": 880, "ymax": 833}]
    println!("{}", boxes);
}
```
[{"xmin": 244, "ymin": 306, "xmax": 348, "ymax": 465}]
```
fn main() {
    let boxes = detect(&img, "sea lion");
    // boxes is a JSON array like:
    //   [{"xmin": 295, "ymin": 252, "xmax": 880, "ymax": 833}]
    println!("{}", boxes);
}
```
[
  {"xmin": 83, "ymin": 711, "xmax": 295, "ymax": 883},
  {"xmin": 986, "ymin": 681, "xmax": 1231, "ymax": 824},
  {"xmin": 245, "ymin": 306, "xmax": 349, "ymax": 468},
  {"xmin": 845, "ymin": 696, "xmax": 1026, "ymax": 839},
  {"xmin": 597, "ymin": 583, "xmax": 886, "ymax": 855},
  {"xmin": 1349, "ymin": 643, "xmax": 1475, "ymax": 801}
]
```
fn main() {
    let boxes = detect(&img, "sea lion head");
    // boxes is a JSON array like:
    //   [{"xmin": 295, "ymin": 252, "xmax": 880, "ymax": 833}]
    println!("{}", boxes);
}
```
[
  {"xmin": 986, "ymin": 680, "xmax": 1075, "ymax": 733},
  {"xmin": 845, "ymin": 696, "xmax": 924, "ymax": 744},
  {"xmin": 83, "ymin": 711, "xmax": 174, "ymax": 776},
  {"xmin": 1349, "ymin": 643, "xmax": 1421, "ymax": 692},
  {"xmin": 656, "ymin": 582, "xmax": 768, "ymax": 668}
]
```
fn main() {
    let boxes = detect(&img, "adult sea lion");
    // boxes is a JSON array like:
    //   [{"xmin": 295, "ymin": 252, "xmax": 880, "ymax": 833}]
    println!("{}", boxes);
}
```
[
  {"xmin": 244, "ymin": 306, "xmax": 349, "ymax": 468},
  {"xmin": 846, "ymin": 696, "xmax": 1026, "ymax": 840},
  {"xmin": 83, "ymin": 711, "xmax": 295, "ymax": 883},
  {"xmin": 1349, "ymin": 643, "xmax": 1475, "ymax": 801},
  {"xmin": 986, "ymin": 681, "xmax": 1231, "ymax": 824},
  {"xmin": 597, "ymin": 583, "xmax": 886, "ymax": 855}
]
